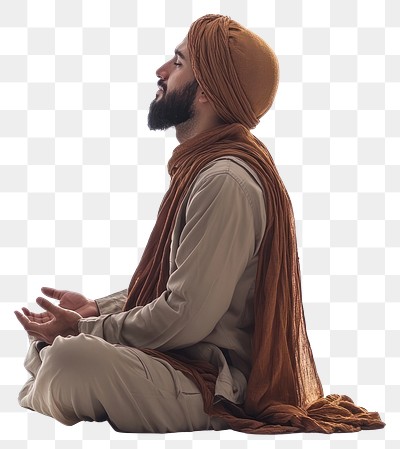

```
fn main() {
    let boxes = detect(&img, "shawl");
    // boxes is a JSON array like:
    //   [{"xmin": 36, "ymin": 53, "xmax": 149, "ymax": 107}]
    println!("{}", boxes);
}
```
[{"xmin": 122, "ymin": 15, "xmax": 385, "ymax": 433}]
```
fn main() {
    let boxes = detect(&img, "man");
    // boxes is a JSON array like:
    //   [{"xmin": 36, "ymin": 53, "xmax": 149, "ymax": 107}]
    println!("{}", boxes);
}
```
[{"xmin": 16, "ymin": 15, "xmax": 384, "ymax": 434}]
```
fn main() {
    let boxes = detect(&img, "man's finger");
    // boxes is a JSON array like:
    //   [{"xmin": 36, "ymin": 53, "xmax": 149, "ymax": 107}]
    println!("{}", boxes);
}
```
[
  {"xmin": 21, "ymin": 307, "xmax": 43, "ymax": 318},
  {"xmin": 36, "ymin": 297, "xmax": 62, "ymax": 317},
  {"xmin": 41, "ymin": 287, "xmax": 67, "ymax": 301},
  {"xmin": 21, "ymin": 307, "xmax": 33, "ymax": 317},
  {"xmin": 22, "ymin": 307, "xmax": 53, "ymax": 319},
  {"xmin": 14, "ymin": 310, "xmax": 30, "ymax": 328},
  {"xmin": 22, "ymin": 308, "xmax": 52, "ymax": 324},
  {"xmin": 21, "ymin": 307, "xmax": 36, "ymax": 322},
  {"xmin": 14, "ymin": 311, "xmax": 42, "ymax": 334}
]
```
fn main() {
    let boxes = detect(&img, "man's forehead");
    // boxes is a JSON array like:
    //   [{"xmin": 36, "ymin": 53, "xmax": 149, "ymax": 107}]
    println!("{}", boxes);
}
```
[{"xmin": 175, "ymin": 36, "xmax": 188, "ymax": 55}]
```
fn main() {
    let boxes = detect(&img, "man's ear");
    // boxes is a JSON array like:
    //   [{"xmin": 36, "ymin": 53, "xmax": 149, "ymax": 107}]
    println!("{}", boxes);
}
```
[{"xmin": 198, "ymin": 91, "xmax": 209, "ymax": 104}]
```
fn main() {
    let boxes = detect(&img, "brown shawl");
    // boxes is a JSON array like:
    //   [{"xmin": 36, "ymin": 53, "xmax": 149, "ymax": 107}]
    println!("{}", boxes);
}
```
[{"xmin": 122, "ymin": 15, "xmax": 385, "ymax": 434}]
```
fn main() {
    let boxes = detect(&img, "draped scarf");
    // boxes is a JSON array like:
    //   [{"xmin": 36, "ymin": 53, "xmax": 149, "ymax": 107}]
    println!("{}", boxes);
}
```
[
  {"xmin": 122, "ymin": 14, "xmax": 385, "ymax": 434},
  {"xmin": 122, "ymin": 123, "xmax": 385, "ymax": 433}
]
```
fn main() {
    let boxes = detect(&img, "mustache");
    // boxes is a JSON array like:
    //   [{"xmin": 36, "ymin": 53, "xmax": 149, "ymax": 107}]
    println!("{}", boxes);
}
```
[{"xmin": 157, "ymin": 80, "xmax": 167, "ymax": 92}]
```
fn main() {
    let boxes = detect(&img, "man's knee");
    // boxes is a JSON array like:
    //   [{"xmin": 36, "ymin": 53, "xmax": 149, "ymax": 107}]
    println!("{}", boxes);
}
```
[
  {"xmin": 51, "ymin": 332, "xmax": 103, "ymax": 358},
  {"xmin": 39, "ymin": 334, "xmax": 107, "ymax": 387},
  {"xmin": 23, "ymin": 334, "xmax": 111, "ymax": 426}
]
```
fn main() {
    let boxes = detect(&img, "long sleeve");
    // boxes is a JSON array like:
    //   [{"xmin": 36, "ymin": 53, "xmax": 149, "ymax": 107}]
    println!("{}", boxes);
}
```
[
  {"xmin": 94, "ymin": 289, "xmax": 128, "ymax": 315},
  {"xmin": 78, "ymin": 171, "xmax": 257, "ymax": 351}
]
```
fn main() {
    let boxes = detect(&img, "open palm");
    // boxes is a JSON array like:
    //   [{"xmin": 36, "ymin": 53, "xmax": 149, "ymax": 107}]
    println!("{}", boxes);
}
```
[
  {"xmin": 24, "ymin": 287, "xmax": 99, "ymax": 322},
  {"xmin": 16, "ymin": 297, "xmax": 81, "ymax": 344}
]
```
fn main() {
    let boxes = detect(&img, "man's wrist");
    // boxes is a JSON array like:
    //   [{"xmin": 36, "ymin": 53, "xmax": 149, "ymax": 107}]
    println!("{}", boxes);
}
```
[{"xmin": 72, "ymin": 317, "xmax": 81, "ymax": 336}]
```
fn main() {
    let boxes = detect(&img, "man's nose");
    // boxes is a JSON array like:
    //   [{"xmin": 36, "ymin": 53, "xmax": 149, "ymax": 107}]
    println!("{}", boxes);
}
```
[{"xmin": 156, "ymin": 62, "xmax": 169, "ymax": 80}]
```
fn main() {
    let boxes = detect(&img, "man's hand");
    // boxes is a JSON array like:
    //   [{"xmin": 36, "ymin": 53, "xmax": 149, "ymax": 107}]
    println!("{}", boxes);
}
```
[
  {"xmin": 14, "ymin": 297, "xmax": 82, "ymax": 345},
  {"xmin": 39, "ymin": 287, "xmax": 99, "ymax": 318}
]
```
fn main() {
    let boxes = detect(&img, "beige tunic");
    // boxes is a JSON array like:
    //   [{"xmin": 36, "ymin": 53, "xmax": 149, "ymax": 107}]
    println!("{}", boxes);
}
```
[{"xmin": 78, "ymin": 155, "xmax": 267, "ymax": 406}]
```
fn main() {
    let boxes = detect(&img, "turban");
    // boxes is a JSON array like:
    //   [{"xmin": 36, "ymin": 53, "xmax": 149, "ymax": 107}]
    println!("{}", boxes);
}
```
[{"xmin": 187, "ymin": 14, "xmax": 279, "ymax": 129}]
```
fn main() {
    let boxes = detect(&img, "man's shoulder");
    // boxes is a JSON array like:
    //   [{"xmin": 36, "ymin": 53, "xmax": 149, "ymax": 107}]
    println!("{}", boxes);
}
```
[
  {"xmin": 187, "ymin": 156, "xmax": 266, "ymax": 218},
  {"xmin": 180, "ymin": 156, "xmax": 267, "ymax": 245},
  {"xmin": 194, "ymin": 156, "xmax": 263, "ymax": 195}
]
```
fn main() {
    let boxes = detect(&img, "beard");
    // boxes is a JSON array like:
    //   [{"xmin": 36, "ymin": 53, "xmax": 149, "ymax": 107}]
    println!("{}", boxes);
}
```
[{"xmin": 147, "ymin": 79, "xmax": 199, "ymax": 131}]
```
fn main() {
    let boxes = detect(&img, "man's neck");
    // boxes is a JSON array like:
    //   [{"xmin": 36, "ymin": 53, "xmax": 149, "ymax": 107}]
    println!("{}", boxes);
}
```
[
  {"xmin": 175, "ymin": 116, "xmax": 225, "ymax": 144},
  {"xmin": 175, "ymin": 117, "xmax": 197, "ymax": 144}
]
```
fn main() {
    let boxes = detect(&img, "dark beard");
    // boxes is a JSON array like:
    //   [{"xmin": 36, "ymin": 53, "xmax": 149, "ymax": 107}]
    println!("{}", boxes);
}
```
[{"xmin": 147, "ymin": 79, "xmax": 199, "ymax": 131}]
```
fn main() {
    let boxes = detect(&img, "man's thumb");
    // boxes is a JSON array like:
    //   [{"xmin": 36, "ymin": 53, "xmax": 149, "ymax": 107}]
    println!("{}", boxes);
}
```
[
  {"xmin": 36, "ymin": 297, "xmax": 61, "ymax": 316},
  {"xmin": 41, "ymin": 286, "xmax": 61, "ymax": 300}
]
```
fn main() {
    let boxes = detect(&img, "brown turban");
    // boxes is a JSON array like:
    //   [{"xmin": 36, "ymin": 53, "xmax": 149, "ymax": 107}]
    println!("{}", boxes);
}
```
[{"xmin": 187, "ymin": 14, "xmax": 279, "ymax": 129}]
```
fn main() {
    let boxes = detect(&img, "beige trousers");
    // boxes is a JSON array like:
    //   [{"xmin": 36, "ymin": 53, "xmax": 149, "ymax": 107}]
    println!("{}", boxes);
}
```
[{"xmin": 18, "ymin": 333, "xmax": 228, "ymax": 433}]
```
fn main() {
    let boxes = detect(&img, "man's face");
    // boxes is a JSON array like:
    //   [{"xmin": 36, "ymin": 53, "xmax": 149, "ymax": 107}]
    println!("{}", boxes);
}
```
[{"xmin": 148, "ymin": 37, "xmax": 199, "ymax": 131}]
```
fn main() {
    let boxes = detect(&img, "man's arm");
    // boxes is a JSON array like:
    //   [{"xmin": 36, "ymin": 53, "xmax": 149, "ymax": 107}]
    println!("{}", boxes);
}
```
[
  {"xmin": 78, "ymin": 172, "xmax": 256, "ymax": 351},
  {"xmin": 94, "ymin": 289, "xmax": 128, "ymax": 315}
]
